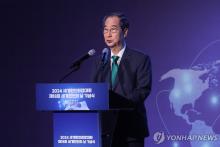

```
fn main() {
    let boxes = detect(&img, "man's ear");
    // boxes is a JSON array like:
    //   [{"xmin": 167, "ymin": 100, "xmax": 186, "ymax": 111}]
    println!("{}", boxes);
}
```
[{"xmin": 123, "ymin": 28, "xmax": 128, "ymax": 38}]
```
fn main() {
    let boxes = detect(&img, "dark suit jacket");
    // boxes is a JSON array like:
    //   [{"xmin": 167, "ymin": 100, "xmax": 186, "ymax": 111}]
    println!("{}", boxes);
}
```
[{"xmin": 91, "ymin": 47, "xmax": 152, "ymax": 138}]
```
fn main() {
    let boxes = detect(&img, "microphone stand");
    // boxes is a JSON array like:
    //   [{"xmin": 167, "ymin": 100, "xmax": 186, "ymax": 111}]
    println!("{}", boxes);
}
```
[
  {"xmin": 59, "ymin": 65, "xmax": 80, "ymax": 83},
  {"xmin": 59, "ymin": 49, "xmax": 96, "ymax": 82}
]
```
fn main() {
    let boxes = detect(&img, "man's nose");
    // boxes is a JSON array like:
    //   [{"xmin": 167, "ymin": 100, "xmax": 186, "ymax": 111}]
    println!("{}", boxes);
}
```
[{"xmin": 107, "ymin": 31, "xmax": 112, "ymax": 37}]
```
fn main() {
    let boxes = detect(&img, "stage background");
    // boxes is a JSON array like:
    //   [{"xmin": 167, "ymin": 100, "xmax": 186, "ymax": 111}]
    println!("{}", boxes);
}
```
[{"xmin": 3, "ymin": 0, "xmax": 220, "ymax": 146}]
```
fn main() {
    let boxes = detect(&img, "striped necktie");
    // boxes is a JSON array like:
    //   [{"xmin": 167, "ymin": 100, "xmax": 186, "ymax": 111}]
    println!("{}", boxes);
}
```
[{"xmin": 111, "ymin": 56, "xmax": 119, "ymax": 88}]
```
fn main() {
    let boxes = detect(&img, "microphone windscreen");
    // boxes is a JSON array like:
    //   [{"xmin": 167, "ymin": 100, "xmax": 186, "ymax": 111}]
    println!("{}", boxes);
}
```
[
  {"xmin": 88, "ymin": 49, "xmax": 96, "ymax": 56},
  {"xmin": 102, "ymin": 48, "xmax": 109, "ymax": 54},
  {"xmin": 102, "ymin": 48, "xmax": 109, "ymax": 64}
]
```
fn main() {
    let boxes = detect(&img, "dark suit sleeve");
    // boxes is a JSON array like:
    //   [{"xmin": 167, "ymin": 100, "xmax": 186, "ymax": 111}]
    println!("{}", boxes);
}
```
[{"xmin": 129, "ymin": 55, "xmax": 152, "ymax": 104}]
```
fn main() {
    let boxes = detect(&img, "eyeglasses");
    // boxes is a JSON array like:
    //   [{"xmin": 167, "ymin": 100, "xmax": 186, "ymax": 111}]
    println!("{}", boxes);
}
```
[{"xmin": 103, "ymin": 27, "xmax": 120, "ymax": 34}]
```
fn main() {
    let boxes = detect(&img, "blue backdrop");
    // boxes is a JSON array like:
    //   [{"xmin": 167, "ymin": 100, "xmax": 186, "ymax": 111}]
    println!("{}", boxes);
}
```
[{"xmin": 4, "ymin": 0, "xmax": 220, "ymax": 147}]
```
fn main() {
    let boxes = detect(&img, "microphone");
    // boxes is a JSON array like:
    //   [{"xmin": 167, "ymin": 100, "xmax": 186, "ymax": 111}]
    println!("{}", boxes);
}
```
[
  {"xmin": 101, "ymin": 48, "xmax": 109, "ymax": 65},
  {"xmin": 70, "ymin": 49, "xmax": 96, "ymax": 69}
]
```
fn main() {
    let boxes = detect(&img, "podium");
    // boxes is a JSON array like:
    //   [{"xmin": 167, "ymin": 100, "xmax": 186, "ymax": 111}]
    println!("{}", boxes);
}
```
[
  {"xmin": 36, "ymin": 83, "xmax": 134, "ymax": 147},
  {"xmin": 36, "ymin": 83, "xmax": 135, "ymax": 147},
  {"xmin": 36, "ymin": 83, "xmax": 109, "ymax": 147}
]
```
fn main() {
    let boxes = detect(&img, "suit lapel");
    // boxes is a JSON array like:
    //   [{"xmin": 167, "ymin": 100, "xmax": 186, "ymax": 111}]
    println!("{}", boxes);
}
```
[{"xmin": 112, "ymin": 48, "xmax": 131, "ymax": 91}]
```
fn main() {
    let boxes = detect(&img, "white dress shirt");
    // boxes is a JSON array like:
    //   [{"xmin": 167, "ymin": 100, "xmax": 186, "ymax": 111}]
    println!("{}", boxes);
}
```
[{"xmin": 110, "ymin": 44, "xmax": 126, "ymax": 68}]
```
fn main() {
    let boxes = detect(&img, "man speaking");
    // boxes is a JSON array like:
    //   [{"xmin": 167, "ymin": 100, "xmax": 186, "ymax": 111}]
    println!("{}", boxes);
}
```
[{"xmin": 91, "ymin": 12, "xmax": 152, "ymax": 147}]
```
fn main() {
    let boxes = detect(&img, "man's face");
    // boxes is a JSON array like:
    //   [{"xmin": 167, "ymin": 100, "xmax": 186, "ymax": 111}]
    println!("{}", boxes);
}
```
[{"xmin": 103, "ymin": 16, "xmax": 127, "ymax": 49}]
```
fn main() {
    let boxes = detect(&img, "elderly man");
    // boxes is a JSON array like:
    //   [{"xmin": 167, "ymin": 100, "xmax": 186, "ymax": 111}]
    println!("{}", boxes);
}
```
[{"xmin": 91, "ymin": 12, "xmax": 152, "ymax": 147}]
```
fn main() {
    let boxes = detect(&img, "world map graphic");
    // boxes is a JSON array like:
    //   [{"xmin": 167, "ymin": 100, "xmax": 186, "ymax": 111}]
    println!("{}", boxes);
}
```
[{"xmin": 160, "ymin": 60, "xmax": 220, "ymax": 147}]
